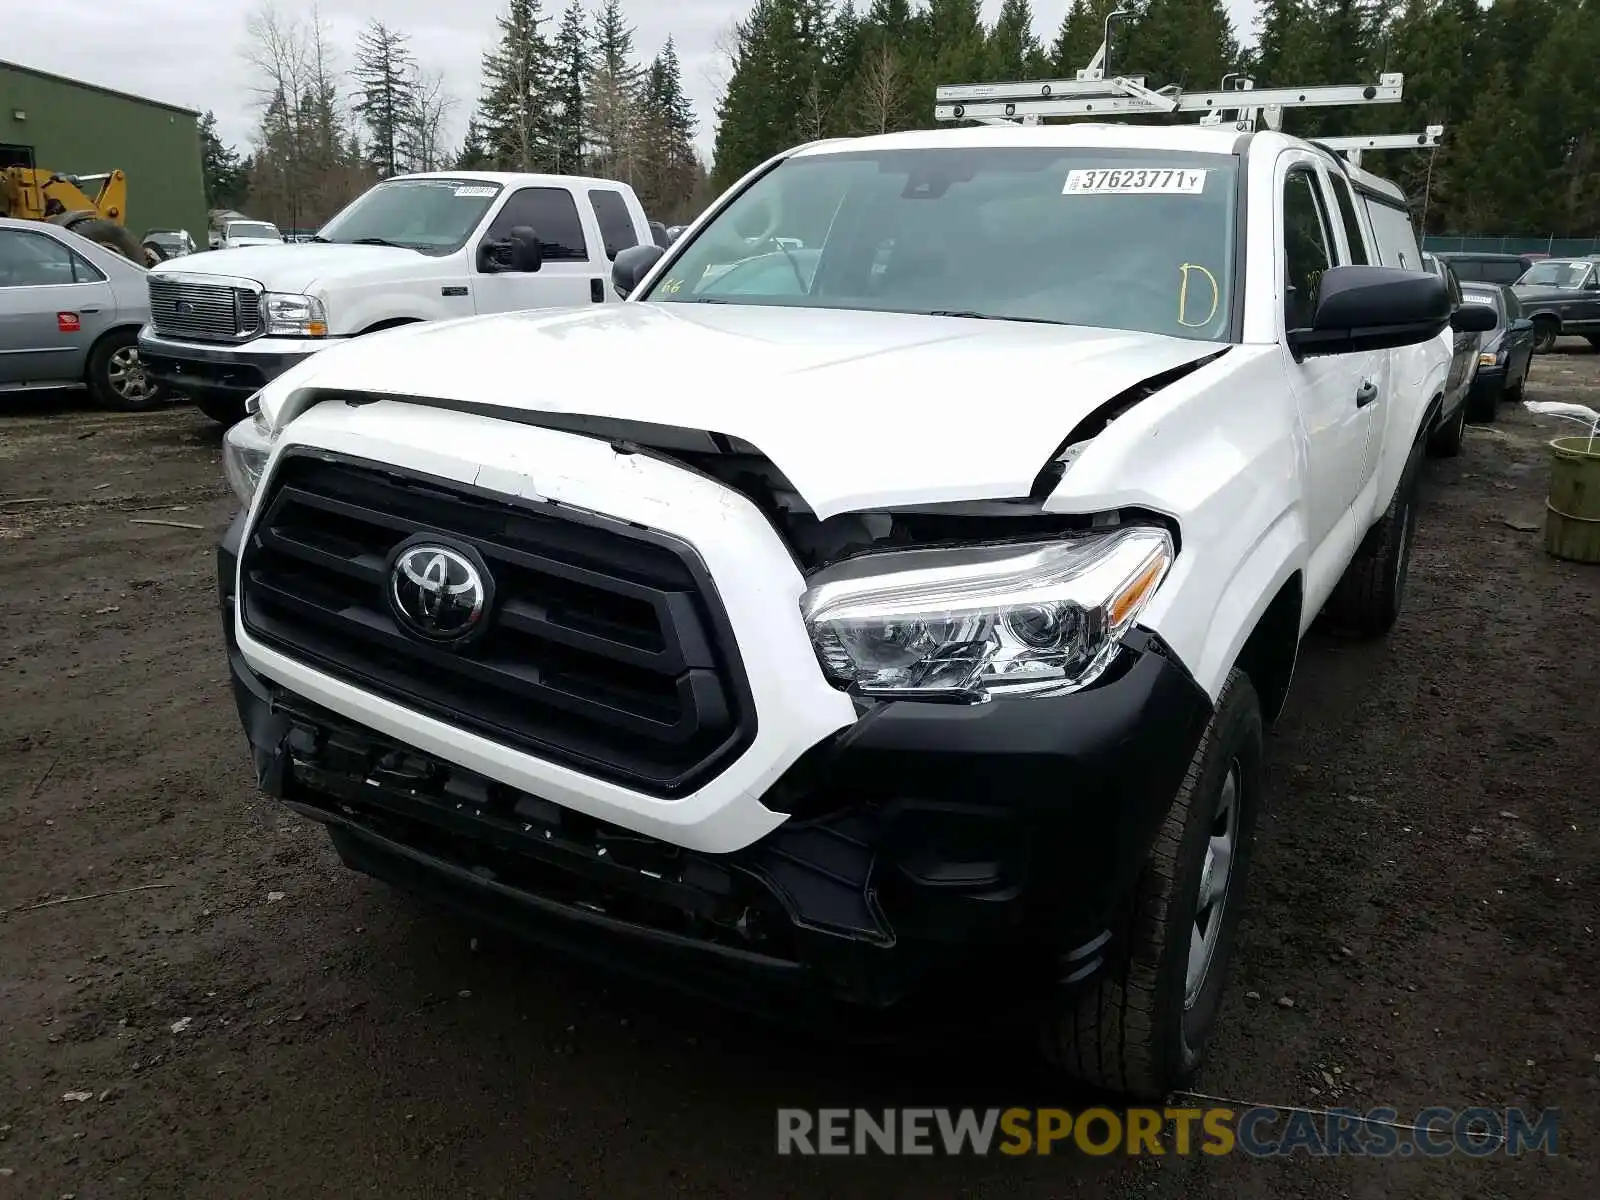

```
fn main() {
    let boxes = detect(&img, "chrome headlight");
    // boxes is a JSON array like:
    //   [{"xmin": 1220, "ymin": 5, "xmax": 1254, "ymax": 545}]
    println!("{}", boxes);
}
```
[
  {"xmin": 222, "ymin": 401, "xmax": 279, "ymax": 506},
  {"xmin": 261, "ymin": 292, "xmax": 328, "ymax": 337},
  {"xmin": 799, "ymin": 526, "xmax": 1174, "ymax": 700}
]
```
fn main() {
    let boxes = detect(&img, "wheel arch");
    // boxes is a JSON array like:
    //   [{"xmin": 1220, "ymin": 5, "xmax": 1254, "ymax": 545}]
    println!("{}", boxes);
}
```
[
  {"xmin": 356, "ymin": 316, "xmax": 423, "ymax": 336},
  {"xmin": 82, "ymin": 321, "xmax": 145, "ymax": 379},
  {"xmin": 1232, "ymin": 572, "xmax": 1303, "ymax": 727}
]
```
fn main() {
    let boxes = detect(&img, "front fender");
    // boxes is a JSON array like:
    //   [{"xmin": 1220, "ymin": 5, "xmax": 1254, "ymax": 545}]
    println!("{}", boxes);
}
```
[{"xmin": 1042, "ymin": 346, "xmax": 1309, "ymax": 701}]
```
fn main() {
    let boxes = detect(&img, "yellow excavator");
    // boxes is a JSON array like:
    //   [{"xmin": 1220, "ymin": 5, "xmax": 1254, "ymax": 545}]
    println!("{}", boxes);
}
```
[{"xmin": 0, "ymin": 166, "xmax": 150, "ymax": 263}]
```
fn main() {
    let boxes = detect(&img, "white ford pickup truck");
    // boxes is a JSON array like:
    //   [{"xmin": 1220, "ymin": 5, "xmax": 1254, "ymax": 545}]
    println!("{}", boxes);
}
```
[
  {"xmin": 214, "ymin": 124, "xmax": 1492, "ymax": 1098},
  {"xmin": 139, "ymin": 171, "xmax": 654, "ymax": 424}
]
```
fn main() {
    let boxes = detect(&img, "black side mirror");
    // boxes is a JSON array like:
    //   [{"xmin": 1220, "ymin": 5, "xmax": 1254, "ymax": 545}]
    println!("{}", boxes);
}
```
[
  {"xmin": 507, "ymin": 226, "xmax": 542, "ymax": 273},
  {"xmin": 1451, "ymin": 303, "xmax": 1498, "ymax": 334},
  {"xmin": 611, "ymin": 243, "xmax": 665, "ymax": 299},
  {"xmin": 1289, "ymin": 265, "xmax": 1451, "ymax": 357},
  {"xmin": 1511, "ymin": 317, "xmax": 1534, "ymax": 333}
]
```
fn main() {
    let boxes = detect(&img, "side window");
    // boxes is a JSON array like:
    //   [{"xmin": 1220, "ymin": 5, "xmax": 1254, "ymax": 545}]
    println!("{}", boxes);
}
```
[
  {"xmin": 0, "ymin": 229, "xmax": 99, "ymax": 287},
  {"xmin": 1328, "ymin": 173, "xmax": 1371, "ymax": 265},
  {"xmin": 587, "ymin": 189, "xmax": 639, "ymax": 260},
  {"xmin": 484, "ymin": 187, "xmax": 589, "ymax": 262},
  {"xmin": 1283, "ymin": 169, "xmax": 1334, "ymax": 330},
  {"xmin": 1504, "ymin": 288, "xmax": 1522, "ymax": 320}
]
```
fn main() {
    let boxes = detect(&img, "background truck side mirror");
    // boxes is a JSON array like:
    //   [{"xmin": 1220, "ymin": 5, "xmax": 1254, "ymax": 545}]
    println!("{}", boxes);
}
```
[{"xmin": 611, "ymin": 244, "xmax": 666, "ymax": 299}]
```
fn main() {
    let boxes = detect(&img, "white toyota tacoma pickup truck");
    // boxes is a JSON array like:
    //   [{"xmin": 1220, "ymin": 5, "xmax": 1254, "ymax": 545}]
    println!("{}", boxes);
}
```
[
  {"xmin": 139, "ymin": 171, "xmax": 654, "ymax": 425},
  {"xmin": 215, "ymin": 124, "xmax": 1492, "ymax": 1098}
]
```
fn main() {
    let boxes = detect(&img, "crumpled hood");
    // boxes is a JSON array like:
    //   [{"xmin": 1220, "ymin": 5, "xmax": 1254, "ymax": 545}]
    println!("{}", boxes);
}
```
[
  {"xmin": 278, "ymin": 302, "xmax": 1227, "ymax": 519},
  {"xmin": 154, "ymin": 243, "xmax": 420, "ymax": 293}
]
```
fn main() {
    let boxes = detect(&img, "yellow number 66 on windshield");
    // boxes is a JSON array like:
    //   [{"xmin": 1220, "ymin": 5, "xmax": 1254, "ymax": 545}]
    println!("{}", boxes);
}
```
[{"xmin": 1178, "ymin": 263, "xmax": 1219, "ymax": 328}]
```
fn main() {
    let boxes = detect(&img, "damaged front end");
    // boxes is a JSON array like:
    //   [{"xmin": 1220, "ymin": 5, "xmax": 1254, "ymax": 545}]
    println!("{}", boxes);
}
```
[{"xmin": 218, "ymin": 353, "xmax": 1219, "ymax": 1022}]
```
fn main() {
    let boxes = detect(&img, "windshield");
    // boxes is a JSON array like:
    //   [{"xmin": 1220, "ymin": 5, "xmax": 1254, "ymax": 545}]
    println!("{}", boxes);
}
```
[
  {"xmin": 317, "ymin": 179, "xmax": 503, "ymax": 254},
  {"xmin": 1460, "ymin": 287, "xmax": 1503, "ymax": 321},
  {"xmin": 1518, "ymin": 261, "xmax": 1590, "ymax": 288},
  {"xmin": 644, "ymin": 146, "xmax": 1239, "ymax": 341},
  {"xmin": 227, "ymin": 222, "xmax": 280, "ymax": 240}
]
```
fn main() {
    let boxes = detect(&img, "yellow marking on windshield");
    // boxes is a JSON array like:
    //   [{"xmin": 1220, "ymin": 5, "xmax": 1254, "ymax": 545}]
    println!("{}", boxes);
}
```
[{"xmin": 1178, "ymin": 264, "xmax": 1220, "ymax": 328}]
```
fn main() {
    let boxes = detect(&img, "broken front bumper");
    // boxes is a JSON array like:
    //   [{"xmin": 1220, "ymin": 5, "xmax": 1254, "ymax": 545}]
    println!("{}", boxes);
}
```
[{"xmin": 219, "ymin": 512, "xmax": 1213, "ymax": 1019}]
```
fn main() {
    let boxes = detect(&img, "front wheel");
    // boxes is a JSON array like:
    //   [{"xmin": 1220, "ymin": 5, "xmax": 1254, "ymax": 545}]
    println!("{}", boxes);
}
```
[
  {"xmin": 1532, "ymin": 320, "xmax": 1559, "ymax": 354},
  {"xmin": 1041, "ymin": 670, "xmax": 1264, "ymax": 1100},
  {"xmin": 193, "ymin": 394, "xmax": 249, "ymax": 425},
  {"xmin": 1429, "ymin": 400, "xmax": 1467, "ymax": 454},
  {"xmin": 86, "ymin": 330, "xmax": 166, "ymax": 412}
]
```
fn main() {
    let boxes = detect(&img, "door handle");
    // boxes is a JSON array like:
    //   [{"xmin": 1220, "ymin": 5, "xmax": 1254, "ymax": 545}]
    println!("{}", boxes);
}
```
[
  {"xmin": 1355, "ymin": 379, "xmax": 1378, "ymax": 408},
  {"xmin": 590, "ymin": 278, "xmax": 604, "ymax": 303}
]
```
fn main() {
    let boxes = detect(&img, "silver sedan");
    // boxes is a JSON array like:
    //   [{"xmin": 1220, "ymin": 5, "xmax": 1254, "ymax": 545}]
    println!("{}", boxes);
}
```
[{"xmin": 0, "ymin": 215, "xmax": 166, "ymax": 411}]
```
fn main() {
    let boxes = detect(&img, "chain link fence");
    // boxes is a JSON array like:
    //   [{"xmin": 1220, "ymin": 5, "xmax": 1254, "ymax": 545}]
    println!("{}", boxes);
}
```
[{"xmin": 1422, "ymin": 235, "xmax": 1600, "ymax": 256}]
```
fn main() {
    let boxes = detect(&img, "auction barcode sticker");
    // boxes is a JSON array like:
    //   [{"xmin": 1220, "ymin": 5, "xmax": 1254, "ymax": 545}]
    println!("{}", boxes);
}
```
[
  {"xmin": 1063, "ymin": 168, "xmax": 1208, "ymax": 195},
  {"xmin": 454, "ymin": 185, "xmax": 498, "ymax": 198}
]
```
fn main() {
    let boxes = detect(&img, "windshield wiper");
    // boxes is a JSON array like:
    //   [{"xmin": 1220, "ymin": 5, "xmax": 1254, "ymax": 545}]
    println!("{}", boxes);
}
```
[
  {"xmin": 927, "ymin": 310, "xmax": 1072, "ymax": 326},
  {"xmin": 350, "ymin": 237, "xmax": 409, "ymax": 248},
  {"xmin": 307, "ymin": 235, "xmax": 333, "ymax": 243}
]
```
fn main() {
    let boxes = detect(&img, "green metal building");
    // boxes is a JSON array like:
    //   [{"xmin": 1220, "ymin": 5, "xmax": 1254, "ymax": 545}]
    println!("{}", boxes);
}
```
[{"xmin": 0, "ymin": 58, "xmax": 207, "ymax": 244}]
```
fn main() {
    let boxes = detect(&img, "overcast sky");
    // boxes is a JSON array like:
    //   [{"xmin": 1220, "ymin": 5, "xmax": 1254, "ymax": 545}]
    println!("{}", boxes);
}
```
[{"xmin": 6, "ymin": 0, "xmax": 1262, "ymax": 162}]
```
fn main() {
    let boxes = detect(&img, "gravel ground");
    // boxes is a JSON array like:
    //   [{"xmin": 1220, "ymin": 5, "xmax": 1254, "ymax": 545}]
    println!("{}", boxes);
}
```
[{"xmin": 3, "ymin": 346, "xmax": 1598, "ymax": 1198}]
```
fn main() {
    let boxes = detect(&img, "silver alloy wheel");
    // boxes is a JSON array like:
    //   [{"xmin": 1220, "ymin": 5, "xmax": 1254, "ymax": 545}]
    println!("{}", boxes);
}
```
[
  {"xmin": 1184, "ymin": 758, "xmax": 1240, "ymax": 1009},
  {"xmin": 107, "ymin": 346, "xmax": 153, "ymax": 403}
]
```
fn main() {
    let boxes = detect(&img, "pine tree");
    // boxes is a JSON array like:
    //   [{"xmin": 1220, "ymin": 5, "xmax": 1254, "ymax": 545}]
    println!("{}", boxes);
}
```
[
  {"xmin": 1124, "ymin": 0, "xmax": 1238, "ymax": 93},
  {"xmin": 588, "ymin": 0, "xmax": 646, "ymax": 181},
  {"xmin": 1053, "ymin": 0, "xmax": 1139, "ymax": 78},
  {"xmin": 551, "ymin": 0, "xmax": 590, "ymax": 172},
  {"xmin": 456, "ymin": 117, "xmax": 494, "ymax": 169},
  {"xmin": 638, "ymin": 38, "xmax": 701, "ymax": 219},
  {"xmin": 353, "ymin": 20, "xmax": 419, "ymax": 176},
  {"xmin": 481, "ymin": 0, "xmax": 557, "ymax": 171},
  {"xmin": 988, "ymin": 0, "xmax": 1043, "ymax": 80},
  {"xmin": 712, "ymin": 0, "xmax": 784, "ymax": 187},
  {"xmin": 198, "ymin": 111, "xmax": 249, "ymax": 209}
]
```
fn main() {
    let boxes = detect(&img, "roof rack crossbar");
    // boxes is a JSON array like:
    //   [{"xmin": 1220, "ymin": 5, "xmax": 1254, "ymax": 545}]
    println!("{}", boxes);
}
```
[{"xmin": 933, "ymin": 28, "xmax": 1445, "ymax": 157}]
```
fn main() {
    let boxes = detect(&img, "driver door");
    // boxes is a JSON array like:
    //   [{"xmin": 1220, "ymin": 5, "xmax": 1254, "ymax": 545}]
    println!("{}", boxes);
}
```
[
  {"xmin": 472, "ymin": 186, "xmax": 604, "ymax": 314},
  {"xmin": 1279, "ymin": 159, "xmax": 1379, "ymax": 593}
]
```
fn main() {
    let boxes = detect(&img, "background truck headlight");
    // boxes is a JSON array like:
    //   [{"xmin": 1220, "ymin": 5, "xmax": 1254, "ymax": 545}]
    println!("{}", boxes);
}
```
[
  {"xmin": 799, "ymin": 526, "xmax": 1174, "ymax": 700},
  {"xmin": 222, "ymin": 406, "xmax": 279, "ymax": 505},
  {"xmin": 261, "ymin": 292, "xmax": 328, "ymax": 337}
]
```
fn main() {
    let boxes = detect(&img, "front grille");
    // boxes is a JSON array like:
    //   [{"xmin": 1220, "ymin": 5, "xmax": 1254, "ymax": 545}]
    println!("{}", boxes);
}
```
[
  {"xmin": 238, "ymin": 451, "xmax": 756, "ymax": 797},
  {"xmin": 148, "ymin": 275, "xmax": 262, "ymax": 341}
]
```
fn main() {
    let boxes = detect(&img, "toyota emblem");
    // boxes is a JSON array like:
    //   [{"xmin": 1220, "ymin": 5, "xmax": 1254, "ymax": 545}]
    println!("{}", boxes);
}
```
[{"xmin": 388, "ymin": 542, "xmax": 491, "ymax": 642}]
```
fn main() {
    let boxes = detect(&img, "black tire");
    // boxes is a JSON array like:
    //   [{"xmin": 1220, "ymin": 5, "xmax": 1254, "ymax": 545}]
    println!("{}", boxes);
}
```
[
  {"xmin": 1504, "ymin": 371, "xmax": 1525, "ymax": 402},
  {"xmin": 1429, "ymin": 400, "xmax": 1467, "ymax": 454},
  {"xmin": 1042, "ymin": 670, "xmax": 1264, "ymax": 1100},
  {"xmin": 1532, "ymin": 319, "xmax": 1559, "ymax": 354},
  {"xmin": 1325, "ymin": 436, "xmax": 1424, "ymax": 638},
  {"xmin": 65, "ymin": 218, "xmax": 145, "ymax": 264},
  {"xmin": 85, "ymin": 329, "xmax": 166, "ymax": 412},
  {"xmin": 1587, "ymin": 336, "xmax": 1600, "ymax": 353},
  {"xmin": 142, "ymin": 241, "xmax": 167, "ymax": 266},
  {"xmin": 1466, "ymin": 383, "xmax": 1498, "ymax": 425},
  {"xmin": 193, "ymin": 394, "xmax": 248, "ymax": 425}
]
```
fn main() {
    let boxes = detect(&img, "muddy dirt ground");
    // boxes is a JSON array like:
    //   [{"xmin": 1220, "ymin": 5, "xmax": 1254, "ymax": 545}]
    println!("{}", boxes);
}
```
[{"xmin": 3, "ymin": 346, "xmax": 1598, "ymax": 1199}]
